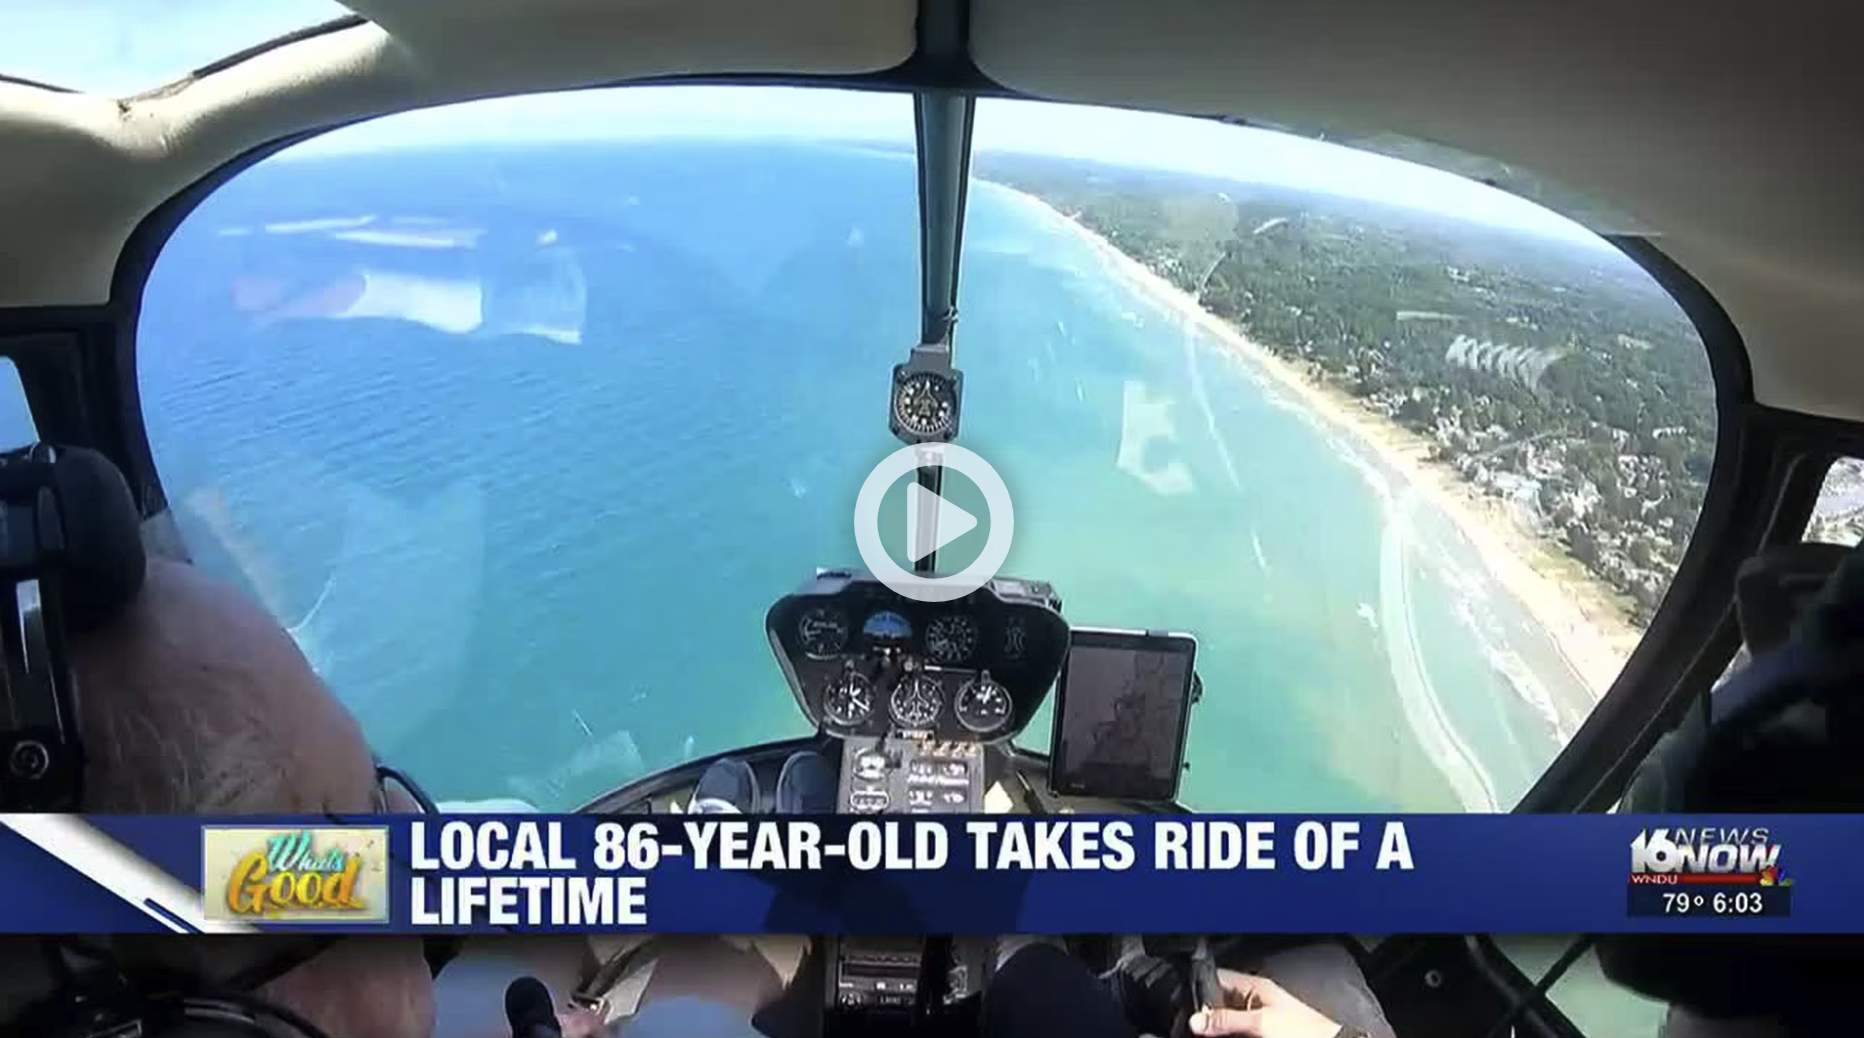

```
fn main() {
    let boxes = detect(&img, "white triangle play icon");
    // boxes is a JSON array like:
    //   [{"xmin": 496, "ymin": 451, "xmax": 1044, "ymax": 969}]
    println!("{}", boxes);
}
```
[{"xmin": 905, "ymin": 482, "xmax": 979, "ymax": 563}]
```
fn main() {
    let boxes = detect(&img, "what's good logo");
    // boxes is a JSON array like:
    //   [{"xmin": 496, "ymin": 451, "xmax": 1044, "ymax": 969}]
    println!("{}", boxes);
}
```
[{"xmin": 203, "ymin": 826, "xmax": 391, "ymax": 923}]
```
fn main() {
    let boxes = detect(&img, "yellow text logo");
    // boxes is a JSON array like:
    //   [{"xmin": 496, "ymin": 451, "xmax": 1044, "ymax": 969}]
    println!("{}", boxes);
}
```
[{"xmin": 203, "ymin": 827, "xmax": 389, "ymax": 923}]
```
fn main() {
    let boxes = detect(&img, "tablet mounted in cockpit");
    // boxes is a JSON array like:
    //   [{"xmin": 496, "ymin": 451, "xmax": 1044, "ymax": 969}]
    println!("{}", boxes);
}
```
[{"xmin": 1048, "ymin": 628, "xmax": 1198, "ymax": 802}]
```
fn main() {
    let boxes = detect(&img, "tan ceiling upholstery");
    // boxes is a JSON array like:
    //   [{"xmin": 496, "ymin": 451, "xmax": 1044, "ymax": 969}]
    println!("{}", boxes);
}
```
[
  {"xmin": 972, "ymin": 0, "xmax": 1864, "ymax": 422},
  {"xmin": 2, "ymin": 0, "xmax": 1860, "ymax": 421},
  {"xmin": 0, "ymin": 0, "xmax": 915, "ymax": 308}
]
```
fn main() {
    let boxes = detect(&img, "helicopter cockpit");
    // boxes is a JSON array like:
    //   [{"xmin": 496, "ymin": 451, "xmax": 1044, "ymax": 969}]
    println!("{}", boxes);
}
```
[
  {"xmin": 591, "ymin": 566, "xmax": 1198, "ymax": 823},
  {"xmin": 4, "ymin": 0, "xmax": 1864, "ymax": 1036}
]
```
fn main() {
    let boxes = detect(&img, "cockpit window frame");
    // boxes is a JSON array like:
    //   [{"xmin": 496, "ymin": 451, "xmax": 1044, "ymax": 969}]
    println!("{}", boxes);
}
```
[{"xmin": 0, "ymin": 77, "xmax": 1759, "ymax": 816}]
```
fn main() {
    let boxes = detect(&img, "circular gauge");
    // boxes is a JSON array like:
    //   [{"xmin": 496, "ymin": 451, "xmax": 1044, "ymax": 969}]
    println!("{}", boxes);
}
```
[
  {"xmin": 796, "ymin": 606, "xmax": 851, "ymax": 658},
  {"xmin": 892, "ymin": 372, "xmax": 958, "ymax": 439},
  {"xmin": 924, "ymin": 614, "xmax": 979, "ymax": 665},
  {"xmin": 1002, "ymin": 619, "xmax": 1030, "ymax": 661},
  {"xmin": 955, "ymin": 676, "xmax": 1013, "ymax": 734},
  {"xmin": 889, "ymin": 673, "xmax": 943, "ymax": 729},
  {"xmin": 822, "ymin": 671, "xmax": 874, "ymax": 727},
  {"xmin": 863, "ymin": 610, "xmax": 913, "ymax": 644}
]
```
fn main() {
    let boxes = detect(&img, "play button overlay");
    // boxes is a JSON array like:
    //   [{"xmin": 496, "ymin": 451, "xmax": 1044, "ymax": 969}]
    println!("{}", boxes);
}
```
[
  {"xmin": 905, "ymin": 482, "xmax": 977, "ymax": 562},
  {"xmin": 855, "ymin": 443, "xmax": 1015, "ymax": 603}
]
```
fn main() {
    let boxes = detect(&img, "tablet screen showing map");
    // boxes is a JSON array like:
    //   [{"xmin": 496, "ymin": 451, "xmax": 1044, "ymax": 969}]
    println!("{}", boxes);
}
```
[{"xmin": 1049, "ymin": 629, "xmax": 1197, "ymax": 801}]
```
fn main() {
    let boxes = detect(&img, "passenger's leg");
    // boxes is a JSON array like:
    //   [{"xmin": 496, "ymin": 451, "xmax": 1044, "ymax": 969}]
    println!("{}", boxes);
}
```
[
  {"xmin": 430, "ymin": 937, "xmax": 596, "ymax": 1038},
  {"xmin": 620, "ymin": 997, "xmax": 764, "ymax": 1038},
  {"xmin": 1242, "ymin": 941, "xmax": 1395, "ymax": 1038},
  {"xmin": 985, "ymin": 943, "xmax": 1134, "ymax": 1038},
  {"xmin": 774, "ymin": 751, "xmax": 837, "ymax": 813},
  {"xmin": 600, "ymin": 937, "xmax": 787, "ymax": 1038}
]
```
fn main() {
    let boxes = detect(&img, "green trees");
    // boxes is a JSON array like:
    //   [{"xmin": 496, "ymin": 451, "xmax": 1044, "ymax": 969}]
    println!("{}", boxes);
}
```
[{"xmin": 974, "ymin": 151, "xmax": 1718, "ymax": 625}]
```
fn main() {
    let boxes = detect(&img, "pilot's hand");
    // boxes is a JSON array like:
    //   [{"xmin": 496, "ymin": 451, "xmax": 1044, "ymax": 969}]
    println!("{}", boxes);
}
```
[
  {"xmin": 1189, "ymin": 971, "xmax": 1340, "ymax": 1038},
  {"xmin": 555, "ymin": 1004, "xmax": 609, "ymax": 1038}
]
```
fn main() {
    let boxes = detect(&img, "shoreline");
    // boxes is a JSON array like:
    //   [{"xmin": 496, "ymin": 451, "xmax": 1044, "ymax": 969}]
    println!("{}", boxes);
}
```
[{"xmin": 1003, "ymin": 187, "xmax": 1644, "ymax": 718}]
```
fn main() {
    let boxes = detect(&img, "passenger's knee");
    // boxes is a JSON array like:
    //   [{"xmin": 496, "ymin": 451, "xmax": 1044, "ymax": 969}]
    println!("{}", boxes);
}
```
[{"xmin": 1248, "ymin": 941, "xmax": 1394, "ymax": 1038}]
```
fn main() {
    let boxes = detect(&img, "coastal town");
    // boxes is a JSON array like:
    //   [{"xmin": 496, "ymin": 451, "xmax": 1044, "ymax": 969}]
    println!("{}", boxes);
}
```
[
  {"xmin": 1809, "ymin": 458, "xmax": 1864, "ymax": 546},
  {"xmin": 978, "ymin": 151, "xmax": 1750, "ymax": 627}
]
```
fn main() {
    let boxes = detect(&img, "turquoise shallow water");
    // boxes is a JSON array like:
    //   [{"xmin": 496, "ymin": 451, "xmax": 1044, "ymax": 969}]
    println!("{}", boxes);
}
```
[{"xmin": 120, "ymin": 139, "xmax": 1609, "ymax": 812}]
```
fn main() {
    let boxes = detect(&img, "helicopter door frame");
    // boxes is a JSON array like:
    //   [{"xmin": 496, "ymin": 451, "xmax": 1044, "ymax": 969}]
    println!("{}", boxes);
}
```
[
  {"xmin": 0, "ymin": 0, "xmax": 1763, "ymax": 823},
  {"xmin": 0, "ymin": 4, "xmax": 1812, "ymax": 1033}
]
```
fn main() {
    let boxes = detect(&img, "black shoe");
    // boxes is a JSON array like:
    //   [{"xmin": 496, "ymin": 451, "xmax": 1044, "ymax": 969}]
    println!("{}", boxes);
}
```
[
  {"xmin": 775, "ymin": 751, "xmax": 837, "ymax": 813},
  {"xmin": 688, "ymin": 758, "xmax": 759, "ymax": 814}
]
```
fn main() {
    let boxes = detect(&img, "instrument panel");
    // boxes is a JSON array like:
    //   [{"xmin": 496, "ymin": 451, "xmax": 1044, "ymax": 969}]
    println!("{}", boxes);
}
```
[{"xmin": 767, "ymin": 570, "xmax": 1068, "ymax": 743}]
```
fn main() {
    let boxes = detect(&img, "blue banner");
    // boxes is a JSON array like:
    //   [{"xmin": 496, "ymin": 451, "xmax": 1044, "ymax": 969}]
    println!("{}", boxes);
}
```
[{"xmin": 0, "ymin": 814, "xmax": 1852, "ymax": 934}]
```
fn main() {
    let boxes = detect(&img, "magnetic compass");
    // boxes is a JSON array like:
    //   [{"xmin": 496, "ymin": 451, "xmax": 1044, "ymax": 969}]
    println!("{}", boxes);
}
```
[{"xmin": 890, "ymin": 365, "xmax": 963, "ymax": 443}]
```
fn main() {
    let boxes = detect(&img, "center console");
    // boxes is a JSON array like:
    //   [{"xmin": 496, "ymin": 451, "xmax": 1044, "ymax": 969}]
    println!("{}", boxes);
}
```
[
  {"xmin": 829, "ymin": 937, "xmax": 927, "ymax": 1011},
  {"xmin": 825, "ymin": 935, "xmax": 991, "ymax": 1022},
  {"xmin": 839, "ymin": 735, "xmax": 986, "ymax": 814},
  {"xmin": 758, "ymin": 573, "xmax": 1206, "ymax": 1033}
]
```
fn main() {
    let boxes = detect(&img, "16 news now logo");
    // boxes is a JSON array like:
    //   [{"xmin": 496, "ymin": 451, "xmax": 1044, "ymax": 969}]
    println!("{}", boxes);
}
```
[{"xmin": 1628, "ymin": 827, "xmax": 1791, "ymax": 886}]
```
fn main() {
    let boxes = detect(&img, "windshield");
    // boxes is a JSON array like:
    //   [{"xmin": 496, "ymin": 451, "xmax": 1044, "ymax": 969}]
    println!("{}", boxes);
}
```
[
  {"xmin": 2, "ymin": 0, "xmax": 352, "ymax": 95},
  {"xmin": 138, "ymin": 86, "xmax": 1715, "ymax": 812},
  {"xmin": 961, "ymin": 99, "xmax": 1712, "ymax": 812}
]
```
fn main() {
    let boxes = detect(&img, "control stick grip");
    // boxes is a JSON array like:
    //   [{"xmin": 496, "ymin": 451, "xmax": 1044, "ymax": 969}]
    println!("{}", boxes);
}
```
[{"xmin": 1190, "ymin": 939, "xmax": 1223, "ymax": 1013}]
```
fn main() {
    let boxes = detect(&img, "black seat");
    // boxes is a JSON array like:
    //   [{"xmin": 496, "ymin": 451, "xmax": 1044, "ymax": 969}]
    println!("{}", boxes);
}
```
[
  {"xmin": 1732, "ymin": 542, "xmax": 1852, "ymax": 654},
  {"xmin": 1598, "ymin": 540, "xmax": 1864, "ymax": 1026}
]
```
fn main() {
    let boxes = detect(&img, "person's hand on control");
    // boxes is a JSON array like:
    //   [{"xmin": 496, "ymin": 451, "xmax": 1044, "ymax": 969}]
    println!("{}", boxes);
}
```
[
  {"xmin": 556, "ymin": 1003, "xmax": 609, "ymax": 1038},
  {"xmin": 1189, "ymin": 971, "xmax": 1343, "ymax": 1038}
]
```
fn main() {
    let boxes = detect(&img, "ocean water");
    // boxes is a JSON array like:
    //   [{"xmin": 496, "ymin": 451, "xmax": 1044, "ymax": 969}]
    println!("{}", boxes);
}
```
[{"xmin": 123, "ymin": 139, "xmax": 1603, "ymax": 813}]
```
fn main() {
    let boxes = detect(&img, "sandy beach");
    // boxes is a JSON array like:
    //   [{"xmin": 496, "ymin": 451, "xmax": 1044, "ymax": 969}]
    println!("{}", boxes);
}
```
[{"xmin": 1005, "ymin": 188, "xmax": 1644, "ymax": 714}]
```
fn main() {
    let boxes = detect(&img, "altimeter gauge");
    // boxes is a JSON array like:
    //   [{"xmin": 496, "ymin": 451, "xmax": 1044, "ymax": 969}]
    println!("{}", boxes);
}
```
[{"xmin": 925, "ymin": 614, "xmax": 979, "ymax": 665}]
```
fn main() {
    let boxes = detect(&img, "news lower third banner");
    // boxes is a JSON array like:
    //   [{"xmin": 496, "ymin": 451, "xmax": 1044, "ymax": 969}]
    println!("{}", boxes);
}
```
[{"xmin": 0, "ymin": 814, "xmax": 1852, "ymax": 935}]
